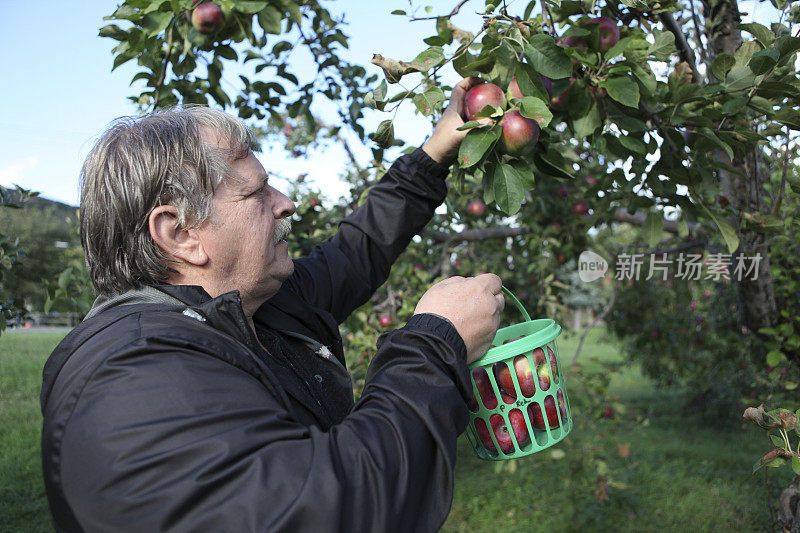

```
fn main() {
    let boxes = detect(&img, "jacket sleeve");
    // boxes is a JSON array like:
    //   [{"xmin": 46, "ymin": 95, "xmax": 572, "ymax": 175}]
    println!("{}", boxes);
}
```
[
  {"xmin": 283, "ymin": 148, "xmax": 450, "ymax": 324},
  {"xmin": 56, "ymin": 314, "xmax": 471, "ymax": 533}
]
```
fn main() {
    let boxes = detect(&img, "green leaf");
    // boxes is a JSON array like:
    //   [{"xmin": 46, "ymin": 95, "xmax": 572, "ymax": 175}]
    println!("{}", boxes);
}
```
[
  {"xmin": 407, "ymin": 46, "xmax": 445, "ymax": 72},
  {"xmin": 631, "ymin": 64, "xmax": 657, "ymax": 97},
  {"xmin": 513, "ymin": 63, "xmax": 551, "ymax": 102},
  {"xmin": 642, "ymin": 211, "xmax": 663, "ymax": 247},
  {"xmin": 770, "ymin": 434, "xmax": 785, "ymax": 447},
  {"xmin": 711, "ymin": 53, "xmax": 736, "ymax": 81},
  {"xmin": 519, "ymin": 97, "xmax": 553, "ymax": 128},
  {"xmin": 725, "ymin": 66, "xmax": 756, "ymax": 91},
  {"xmin": 458, "ymin": 125, "xmax": 502, "ymax": 168},
  {"xmin": 509, "ymin": 159, "xmax": 535, "ymax": 189},
  {"xmin": 618, "ymin": 134, "xmax": 646, "ymax": 154},
  {"xmin": 722, "ymin": 95, "xmax": 749, "ymax": 116},
  {"xmin": 456, "ymin": 120, "xmax": 484, "ymax": 131},
  {"xmin": 701, "ymin": 204, "xmax": 740, "ymax": 253},
  {"xmin": 258, "ymin": 6, "xmax": 283, "ymax": 34},
  {"xmin": 605, "ymin": 36, "xmax": 649, "ymax": 60},
  {"xmin": 493, "ymin": 163, "xmax": 525, "ymax": 215},
  {"xmin": 793, "ymin": 456, "xmax": 800, "ymax": 475},
  {"xmin": 697, "ymin": 128, "xmax": 734, "ymax": 160},
  {"xmin": 775, "ymin": 35, "xmax": 800, "ymax": 59},
  {"xmin": 524, "ymin": 34, "xmax": 573, "ymax": 80},
  {"xmin": 216, "ymin": 45, "xmax": 238, "ymax": 61},
  {"xmin": 372, "ymin": 120, "xmax": 394, "ymax": 149},
  {"xmin": 734, "ymin": 41, "xmax": 762, "ymax": 69},
  {"xmin": 454, "ymin": 51, "xmax": 496, "ymax": 76},
  {"xmin": 648, "ymin": 30, "xmax": 676, "ymax": 60},
  {"xmin": 141, "ymin": 11, "xmax": 172, "ymax": 37},
  {"xmin": 391, "ymin": 9, "xmax": 406, "ymax": 15},
  {"xmin": 604, "ymin": 76, "xmax": 640, "ymax": 108},
  {"xmin": 766, "ymin": 350, "xmax": 785, "ymax": 366},
  {"xmin": 236, "ymin": 1, "xmax": 269, "ymax": 13},
  {"xmin": 738, "ymin": 22, "xmax": 775, "ymax": 47},
  {"xmin": 364, "ymin": 80, "xmax": 388, "ymax": 110},
  {"xmin": 98, "ymin": 24, "xmax": 128, "ymax": 41},
  {"xmin": 677, "ymin": 216, "xmax": 689, "ymax": 238},
  {"xmin": 412, "ymin": 86, "xmax": 446, "ymax": 116},
  {"xmin": 572, "ymin": 101, "xmax": 602, "ymax": 139},
  {"xmin": 748, "ymin": 48, "xmax": 779, "ymax": 75}
]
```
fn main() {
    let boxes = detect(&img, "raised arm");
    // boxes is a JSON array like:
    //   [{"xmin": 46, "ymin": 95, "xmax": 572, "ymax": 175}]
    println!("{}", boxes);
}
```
[{"xmin": 280, "ymin": 78, "xmax": 482, "ymax": 323}]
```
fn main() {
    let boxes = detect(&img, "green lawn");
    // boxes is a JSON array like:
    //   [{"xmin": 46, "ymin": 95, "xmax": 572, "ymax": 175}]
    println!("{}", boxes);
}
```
[
  {"xmin": 1, "ymin": 329, "xmax": 789, "ymax": 532},
  {"xmin": 444, "ymin": 329, "xmax": 790, "ymax": 532},
  {"xmin": 0, "ymin": 332, "xmax": 65, "ymax": 533}
]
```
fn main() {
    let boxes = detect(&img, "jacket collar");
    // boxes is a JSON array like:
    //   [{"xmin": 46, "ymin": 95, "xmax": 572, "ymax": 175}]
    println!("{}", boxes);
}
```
[{"xmin": 86, "ymin": 284, "xmax": 261, "ymax": 351}]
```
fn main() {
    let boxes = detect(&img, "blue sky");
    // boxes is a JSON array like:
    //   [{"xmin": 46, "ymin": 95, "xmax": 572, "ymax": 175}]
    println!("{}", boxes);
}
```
[
  {"xmin": 0, "ymin": 1, "xmax": 483, "ymax": 206},
  {"xmin": 0, "ymin": 1, "xmax": 776, "ymax": 206}
]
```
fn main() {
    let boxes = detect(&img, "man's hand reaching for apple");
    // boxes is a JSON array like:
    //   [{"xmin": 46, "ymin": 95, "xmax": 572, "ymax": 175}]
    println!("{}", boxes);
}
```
[{"xmin": 421, "ymin": 77, "xmax": 484, "ymax": 165}]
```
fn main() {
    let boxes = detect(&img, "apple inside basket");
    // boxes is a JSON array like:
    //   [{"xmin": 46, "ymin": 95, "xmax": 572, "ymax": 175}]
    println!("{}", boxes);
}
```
[{"xmin": 464, "ymin": 288, "xmax": 573, "ymax": 461}]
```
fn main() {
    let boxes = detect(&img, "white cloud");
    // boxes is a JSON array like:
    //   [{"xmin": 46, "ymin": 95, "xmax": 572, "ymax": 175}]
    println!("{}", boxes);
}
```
[{"xmin": 0, "ymin": 157, "xmax": 39, "ymax": 188}]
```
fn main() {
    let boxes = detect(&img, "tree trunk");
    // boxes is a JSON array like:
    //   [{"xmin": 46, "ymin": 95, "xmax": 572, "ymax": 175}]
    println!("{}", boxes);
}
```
[
  {"xmin": 703, "ymin": 0, "xmax": 779, "ymax": 330},
  {"xmin": 778, "ymin": 475, "xmax": 800, "ymax": 532}
]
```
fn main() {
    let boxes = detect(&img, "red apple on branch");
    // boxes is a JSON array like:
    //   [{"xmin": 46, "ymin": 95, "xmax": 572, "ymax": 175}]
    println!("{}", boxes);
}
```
[
  {"xmin": 378, "ymin": 314, "xmax": 392, "ymax": 327},
  {"xmin": 192, "ymin": 2, "xmax": 225, "ymax": 34},
  {"xmin": 572, "ymin": 201, "xmax": 589, "ymax": 216},
  {"xmin": 467, "ymin": 200, "xmax": 486, "ymax": 217},
  {"xmin": 589, "ymin": 16, "xmax": 620, "ymax": 52},
  {"xmin": 550, "ymin": 78, "xmax": 575, "ymax": 110},
  {"xmin": 500, "ymin": 110, "xmax": 540, "ymax": 156},
  {"xmin": 464, "ymin": 82, "xmax": 506, "ymax": 121}
]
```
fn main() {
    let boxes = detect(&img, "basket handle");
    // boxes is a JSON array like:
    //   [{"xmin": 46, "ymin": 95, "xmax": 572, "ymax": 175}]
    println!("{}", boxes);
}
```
[{"xmin": 501, "ymin": 286, "xmax": 531, "ymax": 322}]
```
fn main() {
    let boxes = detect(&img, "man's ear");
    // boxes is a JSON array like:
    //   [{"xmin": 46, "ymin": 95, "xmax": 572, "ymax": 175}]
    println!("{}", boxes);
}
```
[{"xmin": 148, "ymin": 205, "xmax": 208, "ymax": 267}]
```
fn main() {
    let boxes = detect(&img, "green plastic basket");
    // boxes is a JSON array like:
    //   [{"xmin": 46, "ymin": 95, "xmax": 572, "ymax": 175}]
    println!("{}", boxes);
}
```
[{"xmin": 464, "ymin": 287, "xmax": 572, "ymax": 460}]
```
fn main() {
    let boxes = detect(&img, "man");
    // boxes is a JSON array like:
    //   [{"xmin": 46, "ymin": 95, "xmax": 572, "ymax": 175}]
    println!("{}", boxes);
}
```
[{"xmin": 41, "ymin": 77, "xmax": 504, "ymax": 532}]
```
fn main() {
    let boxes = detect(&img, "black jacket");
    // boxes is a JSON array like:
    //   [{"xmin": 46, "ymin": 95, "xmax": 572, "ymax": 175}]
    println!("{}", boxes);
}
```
[{"xmin": 40, "ymin": 149, "xmax": 472, "ymax": 532}]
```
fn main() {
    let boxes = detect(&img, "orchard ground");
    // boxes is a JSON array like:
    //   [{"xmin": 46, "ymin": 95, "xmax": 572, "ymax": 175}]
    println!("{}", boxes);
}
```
[{"xmin": 1, "ymin": 329, "xmax": 790, "ymax": 532}]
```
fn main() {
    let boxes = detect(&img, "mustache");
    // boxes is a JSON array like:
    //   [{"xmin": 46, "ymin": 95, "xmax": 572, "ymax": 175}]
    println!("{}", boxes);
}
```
[{"xmin": 273, "ymin": 217, "xmax": 292, "ymax": 245}]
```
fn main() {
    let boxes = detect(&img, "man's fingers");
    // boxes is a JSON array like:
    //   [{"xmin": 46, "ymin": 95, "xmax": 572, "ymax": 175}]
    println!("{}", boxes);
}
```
[
  {"xmin": 494, "ymin": 292, "xmax": 505, "ymax": 312},
  {"xmin": 475, "ymin": 272, "xmax": 502, "ymax": 294}
]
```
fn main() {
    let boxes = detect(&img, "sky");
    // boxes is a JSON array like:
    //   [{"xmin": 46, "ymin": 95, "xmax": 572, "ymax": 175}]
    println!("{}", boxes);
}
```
[
  {"xmin": 0, "ymin": 1, "xmax": 778, "ymax": 206},
  {"xmin": 0, "ymin": 1, "xmax": 484, "ymax": 206}
]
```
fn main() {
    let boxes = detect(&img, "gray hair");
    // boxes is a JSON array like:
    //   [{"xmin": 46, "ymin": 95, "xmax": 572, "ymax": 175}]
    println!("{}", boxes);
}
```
[{"xmin": 79, "ymin": 106, "xmax": 259, "ymax": 296}]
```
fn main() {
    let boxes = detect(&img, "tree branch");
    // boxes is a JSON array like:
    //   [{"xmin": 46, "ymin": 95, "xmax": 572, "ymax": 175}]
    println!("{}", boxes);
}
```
[
  {"xmin": 773, "ymin": 128, "xmax": 791, "ymax": 216},
  {"xmin": 688, "ymin": 0, "xmax": 710, "ymax": 70},
  {"xmin": 422, "ymin": 208, "xmax": 701, "ymax": 243},
  {"xmin": 152, "ymin": 19, "xmax": 176, "ymax": 109},
  {"xmin": 658, "ymin": 12, "xmax": 702, "ymax": 83},
  {"xmin": 570, "ymin": 283, "xmax": 617, "ymax": 368},
  {"xmin": 410, "ymin": 0, "xmax": 471, "ymax": 21}
]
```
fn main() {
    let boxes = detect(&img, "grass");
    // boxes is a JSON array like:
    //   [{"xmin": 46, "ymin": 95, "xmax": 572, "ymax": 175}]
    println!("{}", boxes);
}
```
[
  {"xmin": 1, "ymin": 329, "xmax": 791, "ymax": 532},
  {"xmin": 0, "ymin": 331, "xmax": 65, "ymax": 533},
  {"xmin": 443, "ymin": 328, "xmax": 792, "ymax": 532}
]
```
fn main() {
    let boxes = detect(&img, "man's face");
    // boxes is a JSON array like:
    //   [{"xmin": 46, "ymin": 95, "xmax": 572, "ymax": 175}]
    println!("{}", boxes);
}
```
[{"xmin": 196, "ymin": 132, "xmax": 296, "ymax": 311}]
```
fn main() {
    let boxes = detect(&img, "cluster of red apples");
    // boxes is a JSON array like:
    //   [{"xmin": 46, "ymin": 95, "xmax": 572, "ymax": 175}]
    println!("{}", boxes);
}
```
[
  {"xmin": 468, "ymin": 342, "xmax": 567, "ymax": 454},
  {"xmin": 463, "ymin": 78, "xmax": 542, "ymax": 157}
]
